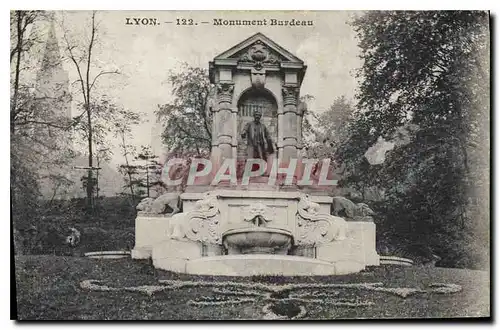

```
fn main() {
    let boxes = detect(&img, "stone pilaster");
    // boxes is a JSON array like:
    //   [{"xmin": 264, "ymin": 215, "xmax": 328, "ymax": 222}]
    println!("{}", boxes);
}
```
[
  {"xmin": 279, "ymin": 85, "xmax": 299, "ymax": 161},
  {"xmin": 212, "ymin": 82, "xmax": 236, "ymax": 164}
]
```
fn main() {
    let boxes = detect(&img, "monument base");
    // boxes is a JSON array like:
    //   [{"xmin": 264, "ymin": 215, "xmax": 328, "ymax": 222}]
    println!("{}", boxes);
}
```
[
  {"xmin": 132, "ymin": 189, "xmax": 379, "ymax": 276},
  {"xmin": 153, "ymin": 254, "xmax": 365, "ymax": 276}
]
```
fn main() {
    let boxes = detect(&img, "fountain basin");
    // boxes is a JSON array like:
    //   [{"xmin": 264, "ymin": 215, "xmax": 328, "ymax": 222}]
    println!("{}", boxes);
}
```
[
  {"xmin": 154, "ymin": 254, "xmax": 365, "ymax": 276},
  {"xmin": 222, "ymin": 227, "xmax": 293, "ymax": 255}
]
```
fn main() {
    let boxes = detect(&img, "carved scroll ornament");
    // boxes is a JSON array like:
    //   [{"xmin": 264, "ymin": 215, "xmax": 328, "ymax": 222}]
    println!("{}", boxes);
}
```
[
  {"xmin": 295, "ymin": 194, "xmax": 347, "ymax": 246},
  {"xmin": 216, "ymin": 83, "xmax": 234, "ymax": 103},
  {"xmin": 169, "ymin": 192, "xmax": 222, "ymax": 245},
  {"xmin": 282, "ymin": 86, "xmax": 299, "ymax": 106}
]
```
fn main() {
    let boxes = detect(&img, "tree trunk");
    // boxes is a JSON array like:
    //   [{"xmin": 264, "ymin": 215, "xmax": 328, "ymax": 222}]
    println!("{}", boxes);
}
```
[
  {"xmin": 96, "ymin": 157, "xmax": 100, "ymax": 200},
  {"xmin": 86, "ymin": 103, "xmax": 94, "ymax": 212},
  {"xmin": 11, "ymin": 11, "xmax": 23, "ymax": 214},
  {"xmin": 146, "ymin": 163, "xmax": 150, "ymax": 197},
  {"xmin": 85, "ymin": 12, "xmax": 96, "ymax": 214},
  {"xmin": 95, "ymin": 155, "xmax": 100, "ymax": 223},
  {"xmin": 121, "ymin": 132, "xmax": 135, "ymax": 202}
]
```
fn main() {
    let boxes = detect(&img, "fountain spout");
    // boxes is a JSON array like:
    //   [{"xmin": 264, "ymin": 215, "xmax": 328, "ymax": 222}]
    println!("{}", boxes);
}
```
[
  {"xmin": 243, "ymin": 202, "xmax": 273, "ymax": 227},
  {"xmin": 248, "ymin": 215, "xmax": 266, "ymax": 227}
]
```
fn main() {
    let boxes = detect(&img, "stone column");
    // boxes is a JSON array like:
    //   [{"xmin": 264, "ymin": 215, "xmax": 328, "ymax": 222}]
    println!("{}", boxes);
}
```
[
  {"xmin": 212, "ymin": 82, "xmax": 236, "ymax": 165},
  {"xmin": 280, "ymin": 85, "xmax": 299, "ymax": 162}
]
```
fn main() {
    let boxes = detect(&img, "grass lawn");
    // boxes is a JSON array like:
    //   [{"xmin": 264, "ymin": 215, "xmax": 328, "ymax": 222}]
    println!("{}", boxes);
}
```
[{"xmin": 14, "ymin": 255, "xmax": 490, "ymax": 320}]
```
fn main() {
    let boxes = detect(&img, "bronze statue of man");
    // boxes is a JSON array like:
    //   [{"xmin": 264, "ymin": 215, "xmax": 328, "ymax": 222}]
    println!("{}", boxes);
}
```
[{"xmin": 241, "ymin": 110, "xmax": 275, "ymax": 161}]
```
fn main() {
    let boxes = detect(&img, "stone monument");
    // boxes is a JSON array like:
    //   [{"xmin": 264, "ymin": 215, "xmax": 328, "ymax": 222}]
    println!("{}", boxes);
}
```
[{"xmin": 131, "ymin": 33, "xmax": 379, "ymax": 276}]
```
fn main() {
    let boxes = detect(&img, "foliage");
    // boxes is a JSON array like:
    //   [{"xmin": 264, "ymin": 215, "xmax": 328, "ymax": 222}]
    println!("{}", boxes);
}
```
[
  {"xmin": 80, "ymin": 175, "xmax": 98, "ymax": 196},
  {"xmin": 156, "ymin": 64, "xmax": 214, "ymax": 155},
  {"xmin": 11, "ymin": 11, "xmax": 75, "ymax": 243},
  {"xmin": 14, "ymin": 196, "xmax": 138, "ymax": 256},
  {"xmin": 316, "ymin": 96, "xmax": 354, "ymax": 150},
  {"xmin": 72, "ymin": 97, "xmax": 117, "ymax": 161},
  {"xmin": 304, "ymin": 95, "xmax": 355, "ymax": 161},
  {"xmin": 113, "ymin": 108, "xmax": 145, "ymax": 203},
  {"xmin": 72, "ymin": 96, "xmax": 145, "ymax": 203},
  {"xmin": 339, "ymin": 11, "xmax": 489, "ymax": 269},
  {"xmin": 135, "ymin": 145, "xmax": 165, "ymax": 198}
]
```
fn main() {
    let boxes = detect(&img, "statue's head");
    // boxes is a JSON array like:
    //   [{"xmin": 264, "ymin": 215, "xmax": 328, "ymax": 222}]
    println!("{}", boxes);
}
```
[
  {"xmin": 253, "ymin": 110, "xmax": 262, "ymax": 122},
  {"xmin": 358, "ymin": 203, "xmax": 375, "ymax": 216}
]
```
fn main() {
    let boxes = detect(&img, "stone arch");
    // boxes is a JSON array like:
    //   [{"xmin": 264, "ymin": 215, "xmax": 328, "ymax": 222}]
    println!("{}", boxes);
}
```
[{"xmin": 236, "ymin": 87, "xmax": 278, "ymax": 117}]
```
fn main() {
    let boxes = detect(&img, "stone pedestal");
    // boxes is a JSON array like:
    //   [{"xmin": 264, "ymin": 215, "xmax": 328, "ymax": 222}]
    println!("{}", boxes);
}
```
[
  {"xmin": 315, "ymin": 222, "xmax": 379, "ymax": 266},
  {"xmin": 131, "ymin": 215, "xmax": 172, "ymax": 259},
  {"xmin": 152, "ymin": 239, "xmax": 203, "ymax": 273}
]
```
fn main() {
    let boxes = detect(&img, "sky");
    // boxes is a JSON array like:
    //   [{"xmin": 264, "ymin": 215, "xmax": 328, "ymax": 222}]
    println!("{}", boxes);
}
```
[{"xmin": 49, "ymin": 10, "xmax": 363, "ymax": 166}]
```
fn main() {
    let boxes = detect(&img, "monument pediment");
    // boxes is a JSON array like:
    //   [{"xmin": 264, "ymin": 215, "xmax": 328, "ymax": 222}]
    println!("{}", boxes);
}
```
[
  {"xmin": 212, "ymin": 33, "xmax": 304, "ymax": 67},
  {"xmin": 229, "ymin": 43, "xmax": 287, "ymax": 70},
  {"xmin": 210, "ymin": 33, "xmax": 306, "ymax": 85}
]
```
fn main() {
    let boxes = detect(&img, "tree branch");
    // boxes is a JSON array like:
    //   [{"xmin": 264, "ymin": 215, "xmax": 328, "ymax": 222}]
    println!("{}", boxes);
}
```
[
  {"xmin": 89, "ymin": 70, "xmax": 119, "ymax": 92},
  {"xmin": 71, "ymin": 108, "xmax": 89, "ymax": 126},
  {"xmin": 63, "ymin": 37, "xmax": 87, "ymax": 105},
  {"xmin": 15, "ymin": 120, "xmax": 73, "ymax": 130},
  {"xmin": 86, "ymin": 12, "xmax": 96, "ymax": 103},
  {"xmin": 172, "ymin": 119, "xmax": 211, "ymax": 144}
]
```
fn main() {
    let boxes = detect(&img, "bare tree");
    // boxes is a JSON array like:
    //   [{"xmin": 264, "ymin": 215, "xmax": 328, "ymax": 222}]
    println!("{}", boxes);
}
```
[{"xmin": 61, "ymin": 11, "xmax": 118, "ymax": 212}]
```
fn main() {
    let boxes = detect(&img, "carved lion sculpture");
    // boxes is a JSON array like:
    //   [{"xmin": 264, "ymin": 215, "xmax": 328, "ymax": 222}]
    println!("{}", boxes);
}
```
[
  {"xmin": 331, "ymin": 196, "xmax": 357, "ymax": 218},
  {"xmin": 355, "ymin": 202, "xmax": 375, "ymax": 217},
  {"xmin": 298, "ymin": 194, "xmax": 322, "ymax": 215},
  {"xmin": 136, "ymin": 192, "xmax": 181, "ymax": 216},
  {"xmin": 136, "ymin": 197, "xmax": 154, "ymax": 212},
  {"xmin": 332, "ymin": 197, "xmax": 375, "ymax": 221}
]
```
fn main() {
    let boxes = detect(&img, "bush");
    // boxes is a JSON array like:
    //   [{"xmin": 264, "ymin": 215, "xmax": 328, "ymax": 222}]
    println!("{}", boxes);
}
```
[{"xmin": 13, "ymin": 196, "xmax": 137, "ymax": 256}]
